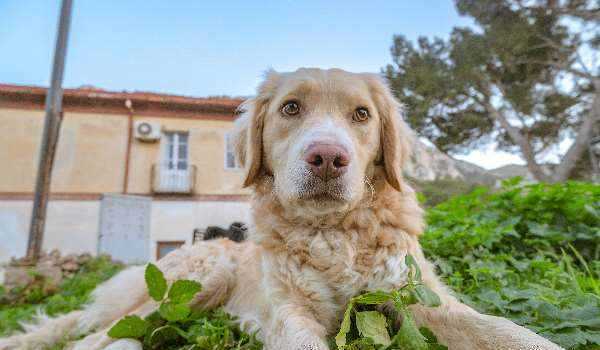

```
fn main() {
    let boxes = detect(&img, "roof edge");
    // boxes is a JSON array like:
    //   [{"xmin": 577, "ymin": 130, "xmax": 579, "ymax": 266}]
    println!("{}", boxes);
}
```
[{"xmin": 0, "ymin": 83, "xmax": 244, "ymax": 116}]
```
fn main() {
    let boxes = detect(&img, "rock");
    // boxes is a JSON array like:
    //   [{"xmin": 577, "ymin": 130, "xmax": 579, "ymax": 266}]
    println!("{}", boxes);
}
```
[
  {"xmin": 404, "ymin": 133, "xmax": 496, "ymax": 184},
  {"xmin": 35, "ymin": 260, "xmax": 63, "ymax": 287},
  {"xmin": 454, "ymin": 159, "xmax": 498, "ymax": 185},
  {"xmin": 3, "ymin": 266, "xmax": 34, "ymax": 289},
  {"xmin": 77, "ymin": 253, "xmax": 92, "ymax": 265},
  {"xmin": 61, "ymin": 261, "xmax": 80, "ymax": 272}
]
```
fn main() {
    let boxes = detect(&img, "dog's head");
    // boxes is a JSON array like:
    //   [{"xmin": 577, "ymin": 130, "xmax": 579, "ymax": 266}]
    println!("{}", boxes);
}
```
[{"xmin": 234, "ymin": 68, "xmax": 412, "ymax": 217}]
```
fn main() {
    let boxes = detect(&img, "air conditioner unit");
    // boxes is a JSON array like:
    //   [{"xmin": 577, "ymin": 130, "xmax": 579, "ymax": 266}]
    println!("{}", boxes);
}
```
[{"xmin": 134, "ymin": 121, "xmax": 161, "ymax": 142}]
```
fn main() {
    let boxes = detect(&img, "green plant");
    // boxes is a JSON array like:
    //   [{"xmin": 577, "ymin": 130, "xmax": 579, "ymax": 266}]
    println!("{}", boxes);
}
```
[
  {"xmin": 421, "ymin": 179, "xmax": 600, "ymax": 349},
  {"xmin": 0, "ymin": 255, "xmax": 123, "ymax": 337},
  {"xmin": 411, "ymin": 177, "xmax": 483, "ymax": 207},
  {"xmin": 109, "ymin": 258, "xmax": 445, "ymax": 350},
  {"xmin": 333, "ymin": 255, "xmax": 446, "ymax": 350},
  {"xmin": 108, "ymin": 264, "xmax": 262, "ymax": 350}
]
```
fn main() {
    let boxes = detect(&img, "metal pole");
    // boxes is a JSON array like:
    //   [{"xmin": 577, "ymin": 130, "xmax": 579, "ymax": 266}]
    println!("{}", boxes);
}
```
[{"xmin": 26, "ymin": 0, "xmax": 74, "ymax": 262}]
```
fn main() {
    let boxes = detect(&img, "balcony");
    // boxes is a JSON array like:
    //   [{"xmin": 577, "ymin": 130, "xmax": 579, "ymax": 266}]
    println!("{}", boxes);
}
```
[{"xmin": 151, "ymin": 163, "xmax": 197, "ymax": 194}]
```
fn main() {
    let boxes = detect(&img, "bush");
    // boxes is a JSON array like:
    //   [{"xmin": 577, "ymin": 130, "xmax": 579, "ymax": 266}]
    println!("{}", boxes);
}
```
[
  {"xmin": 411, "ymin": 177, "xmax": 482, "ymax": 207},
  {"xmin": 422, "ymin": 179, "xmax": 600, "ymax": 349}
]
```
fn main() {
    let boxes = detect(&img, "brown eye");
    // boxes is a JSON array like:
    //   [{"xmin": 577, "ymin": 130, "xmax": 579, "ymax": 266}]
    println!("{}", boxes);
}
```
[
  {"xmin": 353, "ymin": 107, "xmax": 370, "ymax": 122},
  {"xmin": 281, "ymin": 101, "xmax": 300, "ymax": 116}
]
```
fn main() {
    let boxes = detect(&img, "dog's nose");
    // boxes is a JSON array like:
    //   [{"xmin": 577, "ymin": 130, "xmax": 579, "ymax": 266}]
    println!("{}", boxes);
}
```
[{"xmin": 304, "ymin": 143, "xmax": 350, "ymax": 181}]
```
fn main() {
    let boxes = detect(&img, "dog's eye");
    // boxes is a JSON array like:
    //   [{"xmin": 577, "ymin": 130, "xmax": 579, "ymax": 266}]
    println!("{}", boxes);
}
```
[
  {"xmin": 281, "ymin": 101, "xmax": 301, "ymax": 116},
  {"xmin": 353, "ymin": 107, "xmax": 370, "ymax": 122}
]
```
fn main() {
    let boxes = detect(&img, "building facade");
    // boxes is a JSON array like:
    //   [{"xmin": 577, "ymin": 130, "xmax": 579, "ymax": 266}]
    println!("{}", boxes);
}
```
[{"xmin": 0, "ymin": 84, "xmax": 250, "ymax": 264}]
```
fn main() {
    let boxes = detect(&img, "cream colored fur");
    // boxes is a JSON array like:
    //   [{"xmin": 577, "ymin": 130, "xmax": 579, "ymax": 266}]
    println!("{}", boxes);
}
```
[{"xmin": 0, "ymin": 68, "xmax": 562, "ymax": 350}]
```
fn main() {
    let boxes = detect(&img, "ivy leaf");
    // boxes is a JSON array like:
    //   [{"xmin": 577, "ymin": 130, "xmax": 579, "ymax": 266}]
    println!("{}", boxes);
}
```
[
  {"xmin": 168, "ymin": 280, "xmax": 202, "ymax": 304},
  {"xmin": 405, "ymin": 254, "xmax": 422, "ymax": 282},
  {"xmin": 145, "ymin": 263, "xmax": 167, "ymax": 302},
  {"xmin": 159, "ymin": 301, "xmax": 190, "ymax": 322},
  {"xmin": 108, "ymin": 315, "xmax": 149, "ymax": 339},
  {"xmin": 355, "ymin": 311, "xmax": 391, "ymax": 346},
  {"xmin": 414, "ymin": 285, "xmax": 441, "ymax": 307},
  {"xmin": 335, "ymin": 301, "xmax": 354, "ymax": 347}
]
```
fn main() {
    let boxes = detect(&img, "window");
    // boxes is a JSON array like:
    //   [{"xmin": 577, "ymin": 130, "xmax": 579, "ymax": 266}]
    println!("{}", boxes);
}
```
[
  {"xmin": 156, "ymin": 241, "xmax": 185, "ymax": 260},
  {"xmin": 163, "ymin": 132, "xmax": 188, "ymax": 170},
  {"xmin": 225, "ymin": 132, "xmax": 240, "ymax": 170},
  {"xmin": 154, "ymin": 131, "xmax": 194, "ymax": 193}
]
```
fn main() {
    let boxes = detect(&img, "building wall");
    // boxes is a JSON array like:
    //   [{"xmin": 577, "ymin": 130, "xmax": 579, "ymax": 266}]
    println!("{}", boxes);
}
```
[
  {"xmin": 0, "ymin": 108, "xmax": 45, "ymax": 192},
  {"xmin": 0, "ymin": 105, "xmax": 251, "ymax": 265},
  {"xmin": 126, "ymin": 116, "xmax": 249, "ymax": 195},
  {"xmin": 52, "ymin": 112, "xmax": 129, "ymax": 193},
  {"xmin": 0, "ymin": 199, "xmax": 251, "ymax": 264},
  {"xmin": 0, "ymin": 107, "xmax": 248, "ymax": 195},
  {"xmin": 0, "ymin": 200, "xmax": 100, "ymax": 262}
]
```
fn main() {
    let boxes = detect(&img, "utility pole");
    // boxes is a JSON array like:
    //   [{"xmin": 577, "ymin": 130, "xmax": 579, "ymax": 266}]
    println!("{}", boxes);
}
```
[{"xmin": 26, "ymin": 0, "xmax": 74, "ymax": 262}]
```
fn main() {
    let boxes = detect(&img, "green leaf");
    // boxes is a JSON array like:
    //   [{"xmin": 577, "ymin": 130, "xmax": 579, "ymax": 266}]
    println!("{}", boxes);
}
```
[
  {"xmin": 353, "ymin": 291, "xmax": 394, "ymax": 305},
  {"xmin": 147, "ymin": 325, "xmax": 184, "ymax": 349},
  {"xmin": 405, "ymin": 254, "xmax": 422, "ymax": 282},
  {"xmin": 108, "ymin": 315, "xmax": 149, "ymax": 339},
  {"xmin": 414, "ymin": 285, "xmax": 441, "ymax": 307},
  {"xmin": 335, "ymin": 301, "xmax": 354, "ymax": 347},
  {"xmin": 355, "ymin": 311, "xmax": 391, "ymax": 346},
  {"xmin": 159, "ymin": 301, "xmax": 190, "ymax": 322},
  {"xmin": 391, "ymin": 309, "xmax": 429, "ymax": 350},
  {"xmin": 168, "ymin": 280, "xmax": 202, "ymax": 304},
  {"xmin": 145, "ymin": 263, "xmax": 167, "ymax": 302}
]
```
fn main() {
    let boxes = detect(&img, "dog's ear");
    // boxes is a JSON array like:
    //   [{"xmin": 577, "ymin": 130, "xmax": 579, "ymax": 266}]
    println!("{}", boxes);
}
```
[
  {"xmin": 367, "ymin": 74, "xmax": 412, "ymax": 192},
  {"xmin": 232, "ymin": 70, "xmax": 280, "ymax": 187}
]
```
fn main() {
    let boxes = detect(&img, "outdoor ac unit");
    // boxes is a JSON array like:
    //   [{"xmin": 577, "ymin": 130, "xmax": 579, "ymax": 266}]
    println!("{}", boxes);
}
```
[{"xmin": 134, "ymin": 121, "xmax": 161, "ymax": 142}]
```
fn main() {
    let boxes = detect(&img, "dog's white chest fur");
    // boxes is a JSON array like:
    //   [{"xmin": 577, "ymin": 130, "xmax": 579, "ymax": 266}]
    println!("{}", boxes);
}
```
[{"xmin": 303, "ymin": 229, "xmax": 410, "ymax": 298}]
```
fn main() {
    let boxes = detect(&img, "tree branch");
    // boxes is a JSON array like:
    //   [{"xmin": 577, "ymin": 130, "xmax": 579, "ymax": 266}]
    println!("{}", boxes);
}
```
[
  {"xmin": 482, "ymin": 98, "xmax": 550, "ymax": 181},
  {"xmin": 517, "ymin": 59, "xmax": 593, "ymax": 80},
  {"xmin": 553, "ymin": 78, "xmax": 600, "ymax": 181}
]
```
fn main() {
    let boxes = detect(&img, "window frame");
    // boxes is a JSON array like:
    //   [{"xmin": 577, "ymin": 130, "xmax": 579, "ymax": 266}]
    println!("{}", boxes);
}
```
[
  {"xmin": 161, "ymin": 130, "xmax": 190, "ymax": 171},
  {"xmin": 156, "ymin": 240, "xmax": 185, "ymax": 260}
]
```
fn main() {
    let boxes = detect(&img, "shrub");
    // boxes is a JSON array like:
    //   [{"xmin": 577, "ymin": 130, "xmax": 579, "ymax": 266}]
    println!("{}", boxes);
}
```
[
  {"xmin": 411, "ymin": 177, "xmax": 482, "ymax": 207},
  {"xmin": 421, "ymin": 179, "xmax": 600, "ymax": 349}
]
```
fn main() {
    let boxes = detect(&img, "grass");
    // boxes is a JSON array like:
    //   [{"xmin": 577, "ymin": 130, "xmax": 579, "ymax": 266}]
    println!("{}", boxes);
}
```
[
  {"xmin": 0, "ymin": 178, "xmax": 598, "ymax": 349},
  {"xmin": 0, "ymin": 255, "xmax": 123, "ymax": 337}
]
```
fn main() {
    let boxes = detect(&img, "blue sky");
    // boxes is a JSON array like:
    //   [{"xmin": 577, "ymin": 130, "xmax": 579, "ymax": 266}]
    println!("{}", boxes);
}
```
[{"xmin": 0, "ymin": 0, "xmax": 524, "ymax": 168}]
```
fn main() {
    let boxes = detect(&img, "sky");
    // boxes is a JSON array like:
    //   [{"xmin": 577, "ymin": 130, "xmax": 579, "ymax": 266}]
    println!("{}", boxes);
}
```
[{"xmin": 0, "ymin": 0, "xmax": 525, "ymax": 169}]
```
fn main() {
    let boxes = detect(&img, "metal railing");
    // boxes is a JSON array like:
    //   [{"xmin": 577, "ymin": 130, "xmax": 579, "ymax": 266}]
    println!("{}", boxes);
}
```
[{"xmin": 151, "ymin": 163, "xmax": 197, "ymax": 194}]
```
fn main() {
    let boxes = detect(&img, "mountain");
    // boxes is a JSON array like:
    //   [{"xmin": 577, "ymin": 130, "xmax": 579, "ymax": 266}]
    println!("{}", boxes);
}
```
[{"xmin": 405, "ymin": 136, "xmax": 496, "ymax": 185}]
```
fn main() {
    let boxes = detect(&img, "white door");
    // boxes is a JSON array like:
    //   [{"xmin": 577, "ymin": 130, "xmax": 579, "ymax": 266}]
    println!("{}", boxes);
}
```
[
  {"xmin": 161, "ymin": 132, "xmax": 189, "ymax": 192},
  {"xmin": 98, "ymin": 194, "xmax": 151, "ymax": 263}
]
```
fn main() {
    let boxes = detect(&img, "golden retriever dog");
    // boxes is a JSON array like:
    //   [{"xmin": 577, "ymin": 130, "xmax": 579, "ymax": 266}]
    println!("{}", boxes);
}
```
[{"xmin": 0, "ymin": 68, "xmax": 562, "ymax": 350}]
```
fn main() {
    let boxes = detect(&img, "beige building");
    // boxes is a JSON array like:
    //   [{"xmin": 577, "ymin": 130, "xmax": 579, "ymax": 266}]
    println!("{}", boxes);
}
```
[{"xmin": 0, "ymin": 84, "xmax": 250, "ymax": 264}]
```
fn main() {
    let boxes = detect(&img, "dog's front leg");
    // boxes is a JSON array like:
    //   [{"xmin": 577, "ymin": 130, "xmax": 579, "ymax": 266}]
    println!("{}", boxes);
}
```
[
  {"xmin": 407, "ymin": 247, "xmax": 562, "ymax": 350},
  {"xmin": 263, "ymin": 303, "xmax": 330, "ymax": 350}
]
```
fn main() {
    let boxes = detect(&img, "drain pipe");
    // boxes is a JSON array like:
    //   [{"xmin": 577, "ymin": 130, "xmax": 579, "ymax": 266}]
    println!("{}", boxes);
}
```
[{"xmin": 123, "ymin": 99, "xmax": 134, "ymax": 194}]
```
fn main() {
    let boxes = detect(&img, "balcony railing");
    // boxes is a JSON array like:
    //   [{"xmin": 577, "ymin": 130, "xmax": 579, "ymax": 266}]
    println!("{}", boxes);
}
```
[{"xmin": 151, "ymin": 163, "xmax": 197, "ymax": 194}]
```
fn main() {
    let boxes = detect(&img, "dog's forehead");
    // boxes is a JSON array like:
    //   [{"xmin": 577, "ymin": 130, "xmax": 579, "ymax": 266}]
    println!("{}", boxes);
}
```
[{"xmin": 275, "ymin": 69, "xmax": 373, "ymax": 104}]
